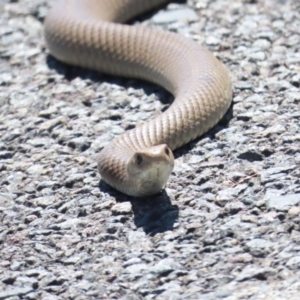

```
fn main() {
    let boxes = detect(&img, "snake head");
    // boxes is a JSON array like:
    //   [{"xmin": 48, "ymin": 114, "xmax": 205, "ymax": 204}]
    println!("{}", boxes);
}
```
[{"xmin": 127, "ymin": 144, "xmax": 174, "ymax": 196}]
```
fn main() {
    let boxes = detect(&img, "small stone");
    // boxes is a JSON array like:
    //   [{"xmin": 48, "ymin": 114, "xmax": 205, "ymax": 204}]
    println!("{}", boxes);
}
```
[
  {"xmin": 125, "ymin": 263, "xmax": 148, "ymax": 274},
  {"xmin": 26, "ymin": 164, "xmax": 44, "ymax": 175},
  {"xmin": 62, "ymin": 255, "xmax": 81, "ymax": 265},
  {"xmin": 94, "ymin": 199, "xmax": 114, "ymax": 210},
  {"xmin": 67, "ymin": 137, "xmax": 91, "ymax": 152},
  {"xmin": 120, "ymin": 294, "xmax": 142, "ymax": 300},
  {"xmin": 283, "ymin": 134, "xmax": 300, "ymax": 143},
  {"xmin": 37, "ymin": 181, "xmax": 58, "ymax": 191},
  {"xmin": 245, "ymin": 239, "xmax": 275, "ymax": 257},
  {"xmin": 216, "ymin": 184, "xmax": 248, "ymax": 205},
  {"xmin": 65, "ymin": 173, "xmax": 85, "ymax": 187},
  {"xmin": 39, "ymin": 117, "xmax": 66, "ymax": 132},
  {"xmin": 38, "ymin": 108, "xmax": 58, "ymax": 118},
  {"xmin": 228, "ymin": 253, "xmax": 253, "ymax": 263},
  {"xmin": 158, "ymin": 282, "xmax": 182, "ymax": 295},
  {"xmin": 286, "ymin": 256, "xmax": 300, "ymax": 270},
  {"xmin": 288, "ymin": 206, "xmax": 300, "ymax": 216},
  {"xmin": 111, "ymin": 202, "xmax": 132, "ymax": 214},
  {"xmin": 247, "ymin": 51, "xmax": 266, "ymax": 61},
  {"xmin": 152, "ymin": 8, "xmax": 198, "ymax": 24},
  {"xmin": 268, "ymin": 194, "xmax": 300, "ymax": 211},
  {"xmin": 14, "ymin": 276, "xmax": 38, "ymax": 288},
  {"xmin": 50, "ymin": 218, "xmax": 80, "ymax": 230},
  {"xmin": 25, "ymin": 215, "xmax": 38, "ymax": 223},
  {"xmin": 205, "ymin": 36, "xmax": 221, "ymax": 46},
  {"xmin": 0, "ymin": 260, "xmax": 10, "ymax": 268},
  {"xmin": 25, "ymin": 268, "xmax": 48, "ymax": 277},
  {"xmin": 34, "ymin": 196, "xmax": 56, "ymax": 208},
  {"xmin": 262, "ymin": 124, "xmax": 286, "ymax": 136},
  {"xmin": 236, "ymin": 265, "xmax": 275, "ymax": 281},
  {"xmin": 10, "ymin": 260, "xmax": 25, "ymax": 271},
  {"xmin": 27, "ymin": 138, "xmax": 50, "ymax": 147},
  {"xmin": 0, "ymin": 287, "xmax": 33, "ymax": 299},
  {"xmin": 261, "ymin": 165, "xmax": 296, "ymax": 184},
  {"xmin": 126, "ymin": 231, "xmax": 152, "ymax": 251},
  {"xmin": 234, "ymin": 81, "xmax": 253, "ymax": 90},
  {"xmin": 0, "ymin": 72, "xmax": 12, "ymax": 84},
  {"xmin": 25, "ymin": 256, "xmax": 41, "ymax": 266},
  {"xmin": 224, "ymin": 201, "xmax": 245, "ymax": 214},
  {"xmin": 52, "ymin": 84, "xmax": 74, "ymax": 94},
  {"xmin": 0, "ymin": 151, "xmax": 13, "ymax": 159},
  {"xmin": 253, "ymin": 39, "xmax": 271, "ymax": 50},
  {"xmin": 3, "ymin": 129, "xmax": 21, "ymax": 141},
  {"xmin": 150, "ymin": 258, "xmax": 181, "ymax": 276},
  {"xmin": 237, "ymin": 111, "xmax": 254, "ymax": 121},
  {"xmin": 123, "ymin": 258, "xmax": 142, "ymax": 267}
]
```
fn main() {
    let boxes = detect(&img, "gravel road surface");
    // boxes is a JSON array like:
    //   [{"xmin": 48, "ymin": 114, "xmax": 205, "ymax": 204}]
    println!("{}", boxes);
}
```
[{"xmin": 0, "ymin": 0, "xmax": 300, "ymax": 299}]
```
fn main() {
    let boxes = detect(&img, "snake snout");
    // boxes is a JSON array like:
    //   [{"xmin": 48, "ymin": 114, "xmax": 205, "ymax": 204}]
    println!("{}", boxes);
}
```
[
  {"xmin": 127, "ymin": 144, "xmax": 175, "ymax": 196},
  {"xmin": 134, "ymin": 144, "xmax": 174, "ymax": 167}
]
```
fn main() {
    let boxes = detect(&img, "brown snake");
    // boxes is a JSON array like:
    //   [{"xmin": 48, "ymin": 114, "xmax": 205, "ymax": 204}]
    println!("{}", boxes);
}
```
[{"xmin": 44, "ymin": 0, "xmax": 232, "ymax": 197}]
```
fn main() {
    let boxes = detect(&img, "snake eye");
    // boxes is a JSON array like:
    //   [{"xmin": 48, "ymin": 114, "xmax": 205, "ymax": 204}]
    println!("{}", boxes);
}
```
[
  {"xmin": 135, "ymin": 154, "xmax": 143, "ymax": 165},
  {"xmin": 165, "ymin": 147, "xmax": 170, "ymax": 156}
]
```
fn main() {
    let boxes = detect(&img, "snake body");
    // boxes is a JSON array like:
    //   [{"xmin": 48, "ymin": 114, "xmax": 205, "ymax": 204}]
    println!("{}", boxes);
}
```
[{"xmin": 45, "ymin": 0, "xmax": 232, "ymax": 197}]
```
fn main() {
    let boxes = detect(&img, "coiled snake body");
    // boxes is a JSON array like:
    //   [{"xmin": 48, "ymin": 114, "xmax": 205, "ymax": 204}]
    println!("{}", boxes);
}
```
[{"xmin": 45, "ymin": 0, "xmax": 232, "ymax": 197}]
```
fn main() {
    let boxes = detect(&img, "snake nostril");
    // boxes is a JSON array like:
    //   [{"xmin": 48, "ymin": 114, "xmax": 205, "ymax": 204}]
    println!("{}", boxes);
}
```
[
  {"xmin": 136, "ymin": 154, "xmax": 143, "ymax": 165},
  {"xmin": 165, "ymin": 147, "xmax": 170, "ymax": 156}
]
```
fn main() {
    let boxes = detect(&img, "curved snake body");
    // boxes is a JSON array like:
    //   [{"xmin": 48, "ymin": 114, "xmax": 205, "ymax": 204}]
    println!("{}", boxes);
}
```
[{"xmin": 45, "ymin": 0, "xmax": 232, "ymax": 197}]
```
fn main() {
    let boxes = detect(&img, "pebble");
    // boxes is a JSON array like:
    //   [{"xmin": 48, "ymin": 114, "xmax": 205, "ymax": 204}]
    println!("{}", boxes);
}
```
[
  {"xmin": 111, "ymin": 202, "xmax": 132, "ymax": 214},
  {"xmin": 236, "ymin": 265, "xmax": 275, "ymax": 281},
  {"xmin": 247, "ymin": 51, "xmax": 266, "ymax": 61},
  {"xmin": 205, "ymin": 36, "xmax": 221, "ymax": 46},
  {"xmin": 245, "ymin": 239, "xmax": 275, "ymax": 257},
  {"xmin": 0, "ymin": 287, "xmax": 33, "ymax": 299},
  {"xmin": 152, "ymin": 8, "xmax": 198, "ymax": 24},
  {"xmin": 149, "ymin": 258, "xmax": 181, "ymax": 276},
  {"xmin": 262, "ymin": 124, "xmax": 286, "ymax": 136},
  {"xmin": 286, "ymin": 256, "xmax": 300, "ymax": 270},
  {"xmin": 253, "ymin": 39, "xmax": 271, "ymax": 50},
  {"xmin": 268, "ymin": 194, "xmax": 300, "ymax": 211},
  {"xmin": 288, "ymin": 207, "xmax": 300, "ymax": 216},
  {"xmin": 34, "ymin": 196, "xmax": 56, "ymax": 207}
]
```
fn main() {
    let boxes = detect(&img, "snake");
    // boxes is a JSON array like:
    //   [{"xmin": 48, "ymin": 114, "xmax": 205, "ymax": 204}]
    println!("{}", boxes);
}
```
[{"xmin": 44, "ymin": 0, "xmax": 232, "ymax": 197}]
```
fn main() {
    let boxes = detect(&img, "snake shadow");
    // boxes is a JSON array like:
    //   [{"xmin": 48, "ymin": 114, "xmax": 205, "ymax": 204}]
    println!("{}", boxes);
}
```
[{"xmin": 99, "ymin": 180, "xmax": 179, "ymax": 236}]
